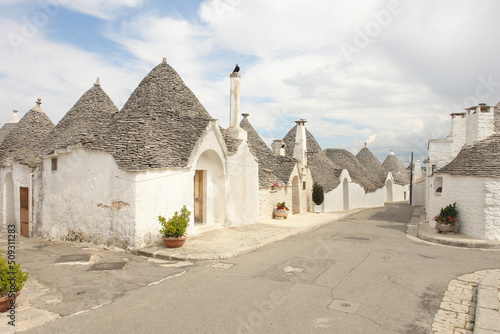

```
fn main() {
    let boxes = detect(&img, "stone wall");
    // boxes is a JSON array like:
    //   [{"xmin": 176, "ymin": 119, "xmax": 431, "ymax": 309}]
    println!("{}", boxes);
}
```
[
  {"xmin": 428, "ymin": 175, "xmax": 490, "ymax": 239},
  {"xmin": 39, "ymin": 149, "xmax": 137, "ymax": 248}
]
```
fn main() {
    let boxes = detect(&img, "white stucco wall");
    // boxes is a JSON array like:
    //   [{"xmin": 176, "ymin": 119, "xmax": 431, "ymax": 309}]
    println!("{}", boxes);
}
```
[
  {"xmin": 428, "ymin": 139, "xmax": 454, "ymax": 169},
  {"xmin": 39, "ymin": 149, "xmax": 136, "ymax": 248},
  {"xmin": 225, "ymin": 141, "xmax": 259, "ymax": 226},
  {"xmin": 426, "ymin": 174, "xmax": 500, "ymax": 240},
  {"xmin": 465, "ymin": 110, "xmax": 494, "ymax": 145},
  {"xmin": 411, "ymin": 181, "xmax": 425, "ymax": 206},
  {"xmin": 259, "ymin": 186, "xmax": 291, "ymax": 222},
  {"xmin": 258, "ymin": 164, "xmax": 313, "ymax": 221}
]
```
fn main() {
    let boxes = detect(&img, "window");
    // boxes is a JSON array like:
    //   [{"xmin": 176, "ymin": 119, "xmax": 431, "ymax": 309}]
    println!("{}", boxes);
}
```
[
  {"xmin": 434, "ymin": 177, "xmax": 443, "ymax": 196},
  {"xmin": 303, "ymin": 181, "xmax": 306, "ymax": 190},
  {"xmin": 51, "ymin": 158, "xmax": 57, "ymax": 171}
]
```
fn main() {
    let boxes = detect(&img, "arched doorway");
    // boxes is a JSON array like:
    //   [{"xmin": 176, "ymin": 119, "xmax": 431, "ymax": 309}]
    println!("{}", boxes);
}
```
[
  {"xmin": 386, "ymin": 179, "xmax": 393, "ymax": 202},
  {"xmin": 194, "ymin": 150, "xmax": 225, "ymax": 226},
  {"xmin": 292, "ymin": 176, "xmax": 300, "ymax": 214},
  {"xmin": 343, "ymin": 178, "xmax": 349, "ymax": 211},
  {"xmin": 4, "ymin": 173, "xmax": 15, "ymax": 231}
]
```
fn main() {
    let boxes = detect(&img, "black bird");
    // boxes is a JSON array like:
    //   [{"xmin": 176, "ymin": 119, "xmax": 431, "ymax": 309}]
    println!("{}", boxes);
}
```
[{"xmin": 233, "ymin": 64, "xmax": 240, "ymax": 73}]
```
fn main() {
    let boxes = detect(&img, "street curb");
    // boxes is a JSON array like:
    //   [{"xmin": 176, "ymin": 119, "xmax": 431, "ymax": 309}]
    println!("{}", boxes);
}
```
[
  {"xmin": 133, "ymin": 209, "xmax": 364, "ymax": 261},
  {"xmin": 417, "ymin": 223, "xmax": 500, "ymax": 249},
  {"xmin": 474, "ymin": 272, "xmax": 500, "ymax": 333}
]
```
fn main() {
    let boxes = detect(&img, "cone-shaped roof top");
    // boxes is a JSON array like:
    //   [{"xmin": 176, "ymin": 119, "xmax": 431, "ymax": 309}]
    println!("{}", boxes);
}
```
[
  {"xmin": 356, "ymin": 145, "xmax": 387, "ymax": 185},
  {"xmin": 120, "ymin": 59, "xmax": 211, "ymax": 119},
  {"xmin": 324, "ymin": 148, "xmax": 383, "ymax": 192},
  {"xmin": 0, "ymin": 110, "xmax": 20, "ymax": 143},
  {"xmin": 97, "ymin": 60, "xmax": 213, "ymax": 171},
  {"xmin": 240, "ymin": 115, "xmax": 296, "ymax": 186},
  {"xmin": 382, "ymin": 151, "xmax": 410, "ymax": 185},
  {"xmin": 45, "ymin": 79, "xmax": 118, "ymax": 153},
  {"xmin": 0, "ymin": 99, "xmax": 54, "ymax": 167},
  {"xmin": 437, "ymin": 133, "xmax": 500, "ymax": 177},
  {"xmin": 283, "ymin": 125, "xmax": 342, "ymax": 192}
]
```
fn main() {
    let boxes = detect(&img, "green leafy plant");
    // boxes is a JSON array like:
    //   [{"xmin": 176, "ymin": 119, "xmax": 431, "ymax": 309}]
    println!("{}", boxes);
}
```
[
  {"xmin": 276, "ymin": 202, "xmax": 289, "ymax": 211},
  {"xmin": 434, "ymin": 202, "xmax": 458, "ymax": 225},
  {"xmin": 158, "ymin": 205, "xmax": 191, "ymax": 238},
  {"xmin": 312, "ymin": 183, "xmax": 324, "ymax": 205},
  {"xmin": 0, "ymin": 251, "xmax": 29, "ymax": 298}
]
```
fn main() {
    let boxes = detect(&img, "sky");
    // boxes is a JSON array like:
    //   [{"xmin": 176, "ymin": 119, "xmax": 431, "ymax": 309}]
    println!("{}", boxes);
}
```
[{"xmin": 1, "ymin": 0, "xmax": 500, "ymax": 164}]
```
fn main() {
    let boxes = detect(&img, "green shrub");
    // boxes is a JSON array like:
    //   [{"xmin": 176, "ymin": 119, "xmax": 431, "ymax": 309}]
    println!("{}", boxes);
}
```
[
  {"xmin": 0, "ymin": 251, "xmax": 29, "ymax": 298},
  {"xmin": 312, "ymin": 183, "xmax": 324, "ymax": 205},
  {"xmin": 434, "ymin": 202, "xmax": 458, "ymax": 225},
  {"xmin": 159, "ymin": 205, "xmax": 191, "ymax": 238}
]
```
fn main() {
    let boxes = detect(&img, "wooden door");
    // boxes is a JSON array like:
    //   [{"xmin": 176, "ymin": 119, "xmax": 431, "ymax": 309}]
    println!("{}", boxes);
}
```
[
  {"xmin": 194, "ymin": 170, "xmax": 203, "ymax": 224},
  {"xmin": 20, "ymin": 187, "xmax": 29, "ymax": 238}
]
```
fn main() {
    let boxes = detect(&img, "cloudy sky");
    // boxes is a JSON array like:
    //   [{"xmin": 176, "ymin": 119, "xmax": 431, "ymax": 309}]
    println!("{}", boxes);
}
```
[{"xmin": 1, "ymin": 0, "xmax": 499, "ymax": 163}]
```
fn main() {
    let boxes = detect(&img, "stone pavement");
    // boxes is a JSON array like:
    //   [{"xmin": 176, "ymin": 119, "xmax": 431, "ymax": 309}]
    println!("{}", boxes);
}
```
[
  {"xmin": 408, "ymin": 206, "xmax": 500, "ymax": 333},
  {"xmin": 0, "ymin": 203, "xmax": 499, "ymax": 333},
  {"xmin": 134, "ymin": 209, "xmax": 362, "ymax": 261}
]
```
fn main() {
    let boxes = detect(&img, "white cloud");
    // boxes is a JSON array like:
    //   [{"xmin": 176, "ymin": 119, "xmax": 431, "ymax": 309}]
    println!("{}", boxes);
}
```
[{"xmin": 58, "ymin": 0, "xmax": 144, "ymax": 19}]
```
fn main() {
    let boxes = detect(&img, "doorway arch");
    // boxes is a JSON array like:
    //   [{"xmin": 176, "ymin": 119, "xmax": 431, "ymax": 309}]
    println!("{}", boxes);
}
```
[
  {"xmin": 386, "ymin": 179, "xmax": 393, "ymax": 202},
  {"xmin": 194, "ymin": 150, "xmax": 225, "ymax": 226},
  {"xmin": 343, "ymin": 178, "xmax": 349, "ymax": 211},
  {"xmin": 292, "ymin": 176, "xmax": 300, "ymax": 214},
  {"xmin": 4, "ymin": 173, "xmax": 15, "ymax": 231}
]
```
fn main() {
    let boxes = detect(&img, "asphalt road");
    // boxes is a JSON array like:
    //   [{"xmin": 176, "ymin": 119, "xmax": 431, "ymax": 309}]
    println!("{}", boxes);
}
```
[{"xmin": 20, "ymin": 204, "xmax": 500, "ymax": 333}]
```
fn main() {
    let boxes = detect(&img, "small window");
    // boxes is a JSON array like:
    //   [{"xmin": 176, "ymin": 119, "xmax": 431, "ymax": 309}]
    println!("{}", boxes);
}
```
[
  {"xmin": 303, "ymin": 181, "xmax": 306, "ymax": 190},
  {"xmin": 51, "ymin": 158, "xmax": 57, "ymax": 171},
  {"xmin": 434, "ymin": 177, "xmax": 443, "ymax": 196}
]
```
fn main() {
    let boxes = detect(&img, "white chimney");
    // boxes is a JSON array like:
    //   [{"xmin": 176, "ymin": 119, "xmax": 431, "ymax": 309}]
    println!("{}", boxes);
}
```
[
  {"xmin": 272, "ymin": 140, "xmax": 286, "ymax": 156},
  {"xmin": 227, "ymin": 71, "xmax": 247, "ymax": 140},
  {"xmin": 293, "ymin": 119, "xmax": 307, "ymax": 165}
]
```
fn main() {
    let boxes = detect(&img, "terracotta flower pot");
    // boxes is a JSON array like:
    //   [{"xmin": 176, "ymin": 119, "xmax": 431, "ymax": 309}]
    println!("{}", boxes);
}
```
[
  {"xmin": 162, "ymin": 236, "xmax": 186, "ymax": 248},
  {"xmin": 0, "ymin": 291, "xmax": 20, "ymax": 313},
  {"xmin": 273, "ymin": 209, "xmax": 288, "ymax": 220}
]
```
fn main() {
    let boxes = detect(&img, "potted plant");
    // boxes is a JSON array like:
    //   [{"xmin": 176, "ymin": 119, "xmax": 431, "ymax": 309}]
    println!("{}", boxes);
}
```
[
  {"xmin": 273, "ymin": 202, "xmax": 289, "ymax": 220},
  {"xmin": 434, "ymin": 202, "xmax": 459, "ymax": 234},
  {"xmin": 0, "ymin": 250, "xmax": 29, "ymax": 313},
  {"xmin": 158, "ymin": 205, "xmax": 191, "ymax": 248},
  {"xmin": 312, "ymin": 183, "xmax": 324, "ymax": 214}
]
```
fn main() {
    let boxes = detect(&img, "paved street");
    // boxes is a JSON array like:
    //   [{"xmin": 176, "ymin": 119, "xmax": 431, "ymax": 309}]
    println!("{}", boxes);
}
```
[{"xmin": 2, "ymin": 203, "xmax": 500, "ymax": 333}]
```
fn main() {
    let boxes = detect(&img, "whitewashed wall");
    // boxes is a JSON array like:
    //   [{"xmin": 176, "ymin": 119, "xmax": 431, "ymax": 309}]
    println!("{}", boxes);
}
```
[
  {"xmin": 466, "ymin": 110, "xmax": 494, "ymax": 145},
  {"xmin": 225, "ymin": 141, "xmax": 259, "ymax": 226},
  {"xmin": 426, "ymin": 174, "xmax": 500, "ymax": 240},
  {"xmin": 259, "ymin": 186, "xmax": 291, "ymax": 222},
  {"xmin": 39, "ymin": 149, "xmax": 136, "ymax": 248},
  {"xmin": 411, "ymin": 181, "xmax": 425, "ymax": 206}
]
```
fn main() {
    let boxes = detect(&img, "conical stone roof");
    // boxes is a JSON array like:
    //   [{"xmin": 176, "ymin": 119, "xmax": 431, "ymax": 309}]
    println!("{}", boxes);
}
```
[
  {"xmin": 283, "ymin": 125, "xmax": 342, "ymax": 192},
  {"xmin": 97, "ymin": 60, "xmax": 213, "ymax": 171},
  {"xmin": 45, "ymin": 79, "xmax": 118, "ymax": 153},
  {"xmin": 436, "ymin": 133, "xmax": 500, "ymax": 177},
  {"xmin": 240, "ymin": 115, "xmax": 296, "ymax": 187},
  {"xmin": 324, "ymin": 148, "xmax": 382, "ymax": 192},
  {"xmin": 382, "ymin": 151, "xmax": 410, "ymax": 185},
  {"xmin": 120, "ymin": 59, "xmax": 211, "ymax": 119},
  {"xmin": 0, "ymin": 99, "xmax": 54, "ymax": 167},
  {"xmin": 356, "ymin": 145, "xmax": 387, "ymax": 185},
  {"xmin": 0, "ymin": 110, "xmax": 20, "ymax": 143}
]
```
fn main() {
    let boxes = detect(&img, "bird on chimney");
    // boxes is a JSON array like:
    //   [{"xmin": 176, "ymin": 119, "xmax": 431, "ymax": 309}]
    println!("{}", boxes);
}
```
[{"xmin": 233, "ymin": 64, "xmax": 240, "ymax": 73}]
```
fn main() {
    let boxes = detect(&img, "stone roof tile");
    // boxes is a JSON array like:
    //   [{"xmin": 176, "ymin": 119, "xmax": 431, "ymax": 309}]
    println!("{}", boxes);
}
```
[
  {"xmin": 436, "ymin": 133, "xmax": 500, "ymax": 177},
  {"xmin": 45, "ymin": 81, "xmax": 118, "ymax": 153},
  {"xmin": 356, "ymin": 146, "xmax": 387, "ymax": 185},
  {"xmin": 324, "ymin": 148, "xmax": 383, "ymax": 192},
  {"xmin": 382, "ymin": 152, "xmax": 410, "ymax": 185},
  {"xmin": 240, "ymin": 116, "xmax": 296, "ymax": 187},
  {"xmin": 0, "ymin": 100, "xmax": 54, "ymax": 167},
  {"xmin": 283, "ymin": 125, "xmax": 342, "ymax": 192}
]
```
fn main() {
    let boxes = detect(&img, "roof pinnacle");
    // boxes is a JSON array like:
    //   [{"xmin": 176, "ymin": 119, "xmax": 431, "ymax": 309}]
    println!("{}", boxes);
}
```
[{"xmin": 94, "ymin": 77, "xmax": 100, "ymax": 86}]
